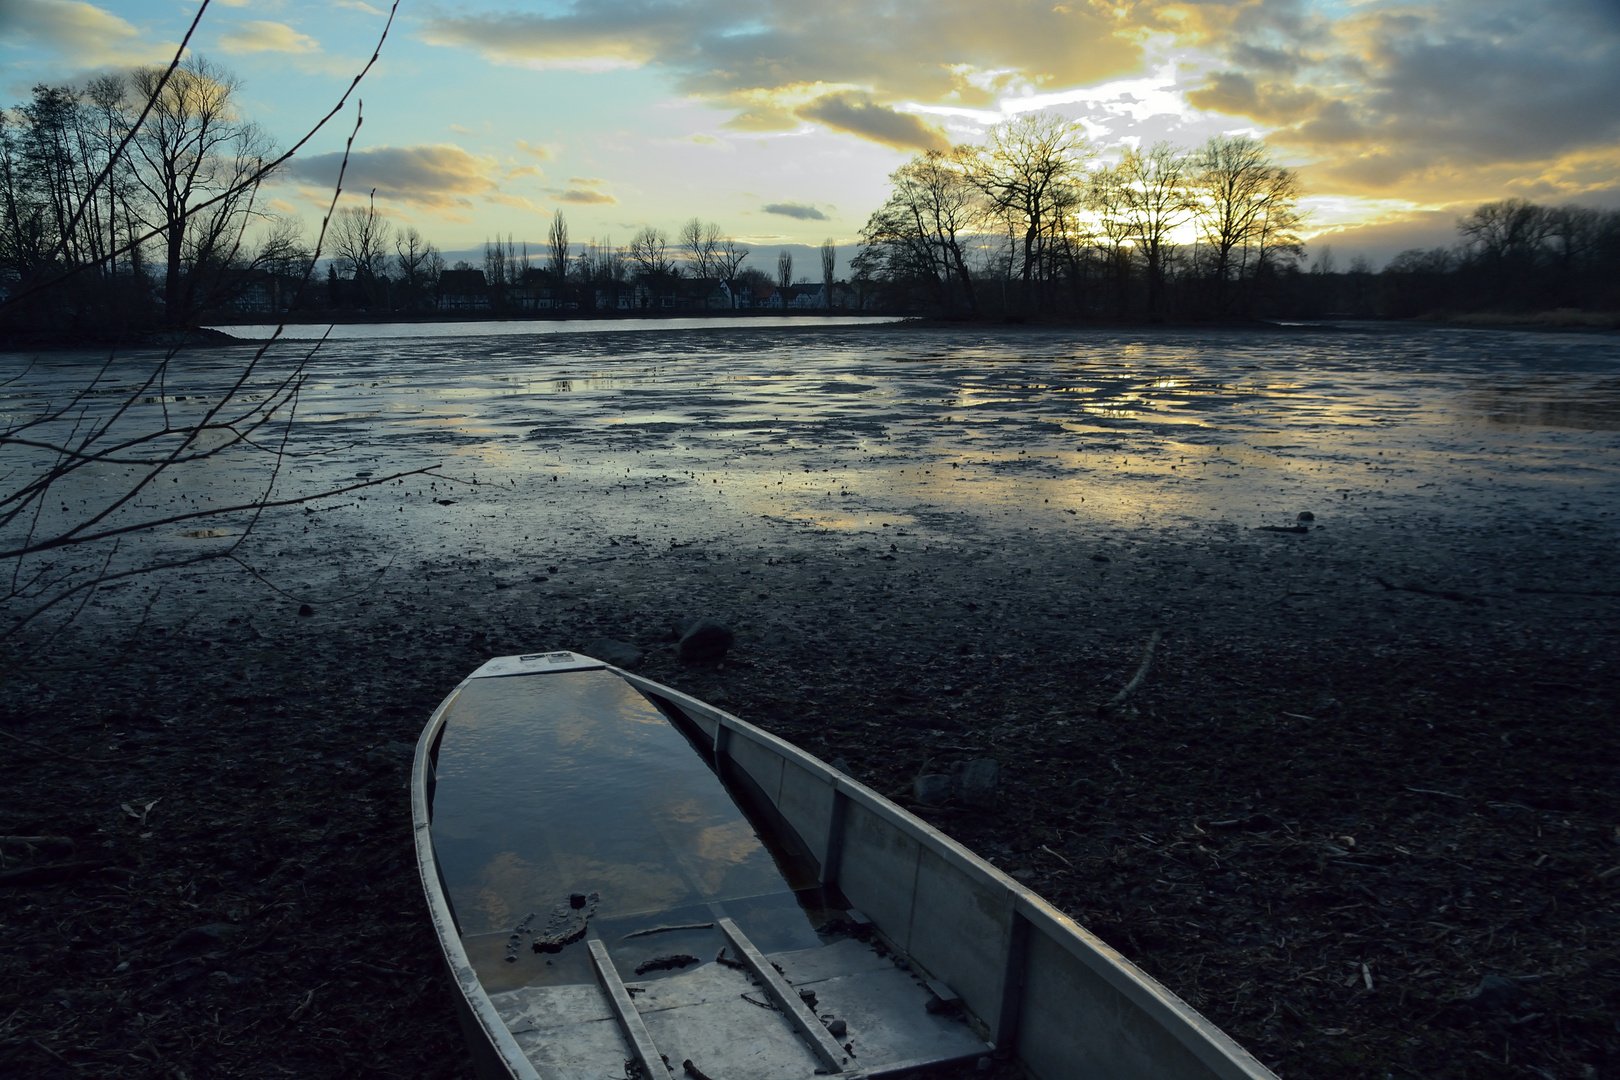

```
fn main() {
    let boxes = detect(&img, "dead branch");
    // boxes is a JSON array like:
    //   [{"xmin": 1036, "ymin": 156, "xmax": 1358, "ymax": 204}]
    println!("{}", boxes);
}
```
[{"xmin": 1097, "ymin": 629, "xmax": 1163, "ymax": 717}]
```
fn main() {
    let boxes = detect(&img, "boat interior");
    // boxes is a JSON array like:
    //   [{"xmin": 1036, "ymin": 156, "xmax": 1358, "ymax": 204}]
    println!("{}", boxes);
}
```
[{"xmin": 424, "ymin": 657, "xmax": 990, "ymax": 1079}]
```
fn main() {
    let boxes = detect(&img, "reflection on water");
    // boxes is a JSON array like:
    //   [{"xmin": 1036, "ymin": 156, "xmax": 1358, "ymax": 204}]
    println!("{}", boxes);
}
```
[
  {"xmin": 7, "ymin": 322, "xmax": 1618, "ymax": 572},
  {"xmin": 430, "ymin": 669, "xmax": 831, "ymax": 990},
  {"xmin": 432, "ymin": 669, "xmax": 794, "ymax": 935}
]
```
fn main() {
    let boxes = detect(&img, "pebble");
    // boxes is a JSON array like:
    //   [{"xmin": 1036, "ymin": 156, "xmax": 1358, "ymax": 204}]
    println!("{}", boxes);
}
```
[
  {"xmin": 676, "ymin": 618, "xmax": 734, "ymax": 664},
  {"xmin": 914, "ymin": 774, "xmax": 953, "ymax": 805},
  {"xmin": 952, "ymin": 759, "xmax": 1000, "ymax": 808}
]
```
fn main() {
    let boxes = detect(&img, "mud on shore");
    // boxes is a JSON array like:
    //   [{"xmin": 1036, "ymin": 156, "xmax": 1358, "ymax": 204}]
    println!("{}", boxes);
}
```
[{"xmin": 3, "ymin": 515, "xmax": 1618, "ymax": 1079}]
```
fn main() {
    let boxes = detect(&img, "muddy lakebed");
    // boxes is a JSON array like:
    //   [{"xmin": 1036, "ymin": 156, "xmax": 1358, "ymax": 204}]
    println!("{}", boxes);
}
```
[{"xmin": 3, "ymin": 319, "xmax": 1619, "ymax": 1079}]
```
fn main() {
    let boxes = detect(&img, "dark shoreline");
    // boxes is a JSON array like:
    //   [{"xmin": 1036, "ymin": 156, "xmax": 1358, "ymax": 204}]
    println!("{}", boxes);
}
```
[
  {"xmin": 3, "ymin": 516, "xmax": 1616, "ymax": 1079},
  {"xmin": 5, "ymin": 309, "xmax": 1615, "ymax": 353}
]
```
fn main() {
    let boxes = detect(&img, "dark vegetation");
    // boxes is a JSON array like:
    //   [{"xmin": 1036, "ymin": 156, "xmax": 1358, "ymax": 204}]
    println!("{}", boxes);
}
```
[
  {"xmin": 854, "ymin": 122, "xmax": 1620, "ymax": 325},
  {"xmin": 2, "ymin": 523, "xmax": 1615, "ymax": 1079}
]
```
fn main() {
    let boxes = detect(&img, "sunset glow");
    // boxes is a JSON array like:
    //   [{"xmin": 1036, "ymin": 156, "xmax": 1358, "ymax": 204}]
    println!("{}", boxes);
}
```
[{"xmin": 3, "ymin": 0, "xmax": 1617, "ymax": 266}]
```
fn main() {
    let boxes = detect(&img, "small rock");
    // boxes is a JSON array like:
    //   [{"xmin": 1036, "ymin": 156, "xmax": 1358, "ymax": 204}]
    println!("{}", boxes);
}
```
[
  {"xmin": 828, "ymin": 757, "xmax": 852, "ymax": 776},
  {"xmin": 914, "ymin": 774, "xmax": 953, "ymax": 806},
  {"xmin": 676, "ymin": 618, "xmax": 734, "ymax": 664},
  {"xmin": 826, "ymin": 1018, "xmax": 847, "ymax": 1037},
  {"xmin": 1459, "ymin": 973, "xmax": 1525, "ymax": 1012},
  {"xmin": 1297, "ymin": 511, "xmax": 1315, "ymax": 522},
  {"xmin": 297, "ymin": 604, "xmax": 314, "ymax": 617},
  {"xmin": 584, "ymin": 637, "xmax": 642, "ymax": 668},
  {"xmin": 164, "ymin": 923, "xmax": 240, "ymax": 958},
  {"xmin": 952, "ymin": 758, "xmax": 1000, "ymax": 808}
]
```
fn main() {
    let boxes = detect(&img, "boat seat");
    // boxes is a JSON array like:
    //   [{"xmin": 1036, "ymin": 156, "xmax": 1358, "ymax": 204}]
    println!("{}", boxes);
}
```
[{"xmin": 487, "ymin": 919, "xmax": 988, "ymax": 1079}]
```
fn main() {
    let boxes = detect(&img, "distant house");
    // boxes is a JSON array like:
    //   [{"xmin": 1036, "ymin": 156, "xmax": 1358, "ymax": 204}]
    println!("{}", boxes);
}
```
[
  {"xmin": 676, "ymin": 277, "xmax": 727, "ymax": 310},
  {"xmin": 753, "ymin": 285, "xmax": 782, "ymax": 309},
  {"xmin": 512, "ymin": 269, "xmax": 557, "ymax": 311},
  {"xmin": 438, "ymin": 268, "xmax": 490, "ymax": 311},
  {"xmin": 785, "ymin": 283, "xmax": 824, "ymax": 309}
]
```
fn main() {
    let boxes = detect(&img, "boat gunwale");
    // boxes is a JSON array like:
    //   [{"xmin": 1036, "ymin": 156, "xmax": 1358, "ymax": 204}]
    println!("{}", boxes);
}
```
[
  {"xmin": 413, "ymin": 656, "xmax": 1280, "ymax": 1080},
  {"xmin": 613, "ymin": 667, "xmax": 1280, "ymax": 1080}
]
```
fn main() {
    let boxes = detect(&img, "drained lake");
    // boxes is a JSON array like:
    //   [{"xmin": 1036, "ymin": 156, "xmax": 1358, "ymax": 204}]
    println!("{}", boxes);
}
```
[{"xmin": 5, "ymin": 318, "xmax": 1619, "ymax": 620}]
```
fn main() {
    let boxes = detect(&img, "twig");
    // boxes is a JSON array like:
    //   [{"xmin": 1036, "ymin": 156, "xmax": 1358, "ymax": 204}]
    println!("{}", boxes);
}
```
[
  {"xmin": 1374, "ymin": 577, "xmax": 1484, "ymax": 605},
  {"xmin": 0, "ymin": 727, "xmax": 80, "ymax": 761},
  {"xmin": 1097, "ymin": 630, "xmax": 1162, "ymax": 717},
  {"xmin": 1404, "ymin": 786, "xmax": 1466, "ymax": 800}
]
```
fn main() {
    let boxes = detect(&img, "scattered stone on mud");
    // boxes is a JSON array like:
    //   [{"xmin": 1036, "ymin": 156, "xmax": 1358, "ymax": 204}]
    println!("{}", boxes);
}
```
[
  {"xmin": 914, "ymin": 774, "xmax": 954, "ymax": 806},
  {"xmin": 584, "ymin": 637, "xmax": 643, "ymax": 668},
  {"xmin": 952, "ymin": 759, "xmax": 1000, "ymax": 809},
  {"xmin": 675, "ymin": 618, "xmax": 734, "ymax": 664}
]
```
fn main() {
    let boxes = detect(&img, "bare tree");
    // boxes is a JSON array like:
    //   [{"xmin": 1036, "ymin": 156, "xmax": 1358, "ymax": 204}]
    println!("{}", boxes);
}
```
[
  {"xmin": 716, "ymin": 237, "xmax": 749, "ymax": 306},
  {"xmin": 970, "ymin": 114, "xmax": 1092, "ymax": 312},
  {"xmin": 547, "ymin": 210, "xmax": 569, "ymax": 286},
  {"xmin": 858, "ymin": 147, "xmax": 983, "ymax": 315},
  {"xmin": 820, "ymin": 238, "xmax": 837, "ymax": 309},
  {"xmin": 1113, "ymin": 142, "xmax": 1194, "ymax": 322},
  {"xmin": 681, "ymin": 217, "xmax": 722, "ymax": 279},
  {"xmin": 1, "ymin": 1, "xmax": 425, "ymax": 648},
  {"xmin": 128, "ymin": 56, "xmax": 275, "ymax": 325},
  {"xmin": 1084, "ymin": 165, "xmax": 1138, "ymax": 319},
  {"xmin": 1192, "ymin": 135, "xmax": 1303, "ymax": 316},
  {"xmin": 394, "ymin": 225, "xmax": 441, "ymax": 310},
  {"xmin": 628, "ymin": 226, "xmax": 673, "ymax": 278},
  {"xmin": 330, "ymin": 198, "xmax": 392, "ymax": 298},
  {"xmin": 777, "ymin": 249, "xmax": 792, "ymax": 290}
]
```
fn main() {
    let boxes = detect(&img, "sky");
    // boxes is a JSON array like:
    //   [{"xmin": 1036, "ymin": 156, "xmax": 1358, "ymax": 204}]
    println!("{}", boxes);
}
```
[{"xmin": 2, "ymin": 0, "xmax": 1618, "ymax": 270}]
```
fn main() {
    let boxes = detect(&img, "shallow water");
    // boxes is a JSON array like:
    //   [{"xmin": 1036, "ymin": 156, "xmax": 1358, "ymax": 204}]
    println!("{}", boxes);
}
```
[
  {"xmin": 4, "ymin": 321, "xmax": 1618, "ymax": 585},
  {"xmin": 430, "ymin": 666, "xmax": 827, "ymax": 993}
]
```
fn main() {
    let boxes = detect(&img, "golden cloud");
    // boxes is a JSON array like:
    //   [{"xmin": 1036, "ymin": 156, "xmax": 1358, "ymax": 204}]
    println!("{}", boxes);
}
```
[
  {"xmin": 218, "ymin": 20, "xmax": 320, "ymax": 55},
  {"xmin": 421, "ymin": 0, "xmax": 1140, "ymax": 104},
  {"xmin": 0, "ymin": 0, "xmax": 172, "ymax": 66},
  {"xmin": 281, "ymin": 145, "xmax": 500, "ymax": 211},
  {"xmin": 795, "ymin": 92, "xmax": 951, "ymax": 152}
]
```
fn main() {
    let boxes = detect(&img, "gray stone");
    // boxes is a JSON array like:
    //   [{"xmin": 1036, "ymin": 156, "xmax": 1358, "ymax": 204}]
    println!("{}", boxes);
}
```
[
  {"xmin": 675, "ymin": 618, "xmax": 733, "ymax": 664},
  {"xmin": 164, "ymin": 923, "xmax": 240, "ymax": 958},
  {"xmin": 584, "ymin": 637, "xmax": 642, "ymax": 668},
  {"xmin": 952, "ymin": 758, "xmax": 1000, "ymax": 808},
  {"xmin": 914, "ymin": 774, "xmax": 953, "ymax": 806}
]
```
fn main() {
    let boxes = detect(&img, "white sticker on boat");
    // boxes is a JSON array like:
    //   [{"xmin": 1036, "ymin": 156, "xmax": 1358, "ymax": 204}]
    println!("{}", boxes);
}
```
[{"xmin": 467, "ymin": 652, "xmax": 606, "ymax": 678}]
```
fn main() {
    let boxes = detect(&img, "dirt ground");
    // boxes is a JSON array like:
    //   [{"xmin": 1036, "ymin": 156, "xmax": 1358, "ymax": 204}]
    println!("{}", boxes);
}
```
[{"xmin": 2, "ymin": 510, "xmax": 1617, "ymax": 1079}]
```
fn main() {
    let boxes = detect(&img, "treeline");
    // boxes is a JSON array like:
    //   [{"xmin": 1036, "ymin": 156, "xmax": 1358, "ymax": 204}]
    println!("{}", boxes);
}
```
[
  {"xmin": 855, "ymin": 118, "xmax": 1620, "ymax": 322},
  {"xmin": 1343, "ymin": 200, "xmax": 1620, "ymax": 319},
  {"xmin": 855, "ymin": 116, "xmax": 1305, "ymax": 322},
  {"xmin": 0, "ymin": 57, "xmax": 314, "ymax": 336}
]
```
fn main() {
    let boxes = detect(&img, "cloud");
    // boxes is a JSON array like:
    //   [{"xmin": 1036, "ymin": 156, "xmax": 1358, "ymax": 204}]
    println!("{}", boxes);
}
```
[
  {"xmin": 333, "ymin": 0, "xmax": 385, "ymax": 13},
  {"xmin": 411, "ymin": 0, "xmax": 1620, "ymax": 213},
  {"xmin": 0, "ymin": 0, "xmax": 170, "ymax": 65},
  {"xmin": 281, "ymin": 144, "xmax": 499, "ymax": 210},
  {"xmin": 762, "ymin": 202, "xmax": 828, "ymax": 221},
  {"xmin": 218, "ymin": 20, "xmax": 320, "ymax": 55},
  {"xmin": 795, "ymin": 91, "xmax": 950, "ymax": 152},
  {"xmin": 556, "ymin": 188, "xmax": 617, "ymax": 205},
  {"xmin": 1184, "ymin": 0, "xmax": 1620, "ymax": 201},
  {"xmin": 420, "ymin": 0, "xmax": 1141, "ymax": 105},
  {"xmin": 515, "ymin": 139, "xmax": 554, "ymax": 160},
  {"xmin": 721, "ymin": 107, "xmax": 798, "ymax": 133}
]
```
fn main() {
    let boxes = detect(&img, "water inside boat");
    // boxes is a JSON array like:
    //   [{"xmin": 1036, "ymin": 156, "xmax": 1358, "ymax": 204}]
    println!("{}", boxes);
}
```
[{"xmin": 428, "ymin": 665, "xmax": 988, "ymax": 1078}]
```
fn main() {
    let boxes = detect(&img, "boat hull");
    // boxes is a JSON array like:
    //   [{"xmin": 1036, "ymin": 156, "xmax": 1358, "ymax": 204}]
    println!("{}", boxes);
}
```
[{"xmin": 413, "ymin": 653, "xmax": 1279, "ymax": 1080}]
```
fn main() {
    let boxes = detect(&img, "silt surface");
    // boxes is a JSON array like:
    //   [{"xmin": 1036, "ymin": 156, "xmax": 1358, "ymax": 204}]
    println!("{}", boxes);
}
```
[{"xmin": 2, "ymin": 319, "xmax": 1619, "ymax": 1079}]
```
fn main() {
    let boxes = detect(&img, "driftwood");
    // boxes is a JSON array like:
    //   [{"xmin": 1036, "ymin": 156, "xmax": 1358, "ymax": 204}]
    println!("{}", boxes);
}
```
[
  {"xmin": 1097, "ymin": 630, "xmax": 1162, "ymax": 717},
  {"xmin": 0, "ymin": 858, "xmax": 114, "ymax": 887}
]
